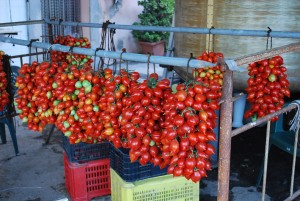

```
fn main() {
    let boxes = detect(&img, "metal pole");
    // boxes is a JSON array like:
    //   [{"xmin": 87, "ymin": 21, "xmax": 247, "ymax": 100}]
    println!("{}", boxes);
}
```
[
  {"xmin": 9, "ymin": 51, "xmax": 46, "ymax": 59},
  {"xmin": 289, "ymin": 125, "xmax": 299, "ymax": 197},
  {"xmin": 232, "ymin": 104, "xmax": 298, "ymax": 137},
  {"xmin": 43, "ymin": 18, "xmax": 300, "ymax": 39},
  {"xmin": 0, "ymin": 20, "xmax": 44, "ymax": 27},
  {"xmin": 217, "ymin": 63, "xmax": 233, "ymax": 201},
  {"xmin": 1, "ymin": 19, "xmax": 300, "ymax": 39},
  {"xmin": 262, "ymin": 121, "xmax": 271, "ymax": 201},
  {"xmin": 284, "ymin": 188, "xmax": 300, "ymax": 201},
  {"xmin": 0, "ymin": 36, "xmax": 215, "ymax": 68},
  {"xmin": 235, "ymin": 42, "xmax": 300, "ymax": 66}
]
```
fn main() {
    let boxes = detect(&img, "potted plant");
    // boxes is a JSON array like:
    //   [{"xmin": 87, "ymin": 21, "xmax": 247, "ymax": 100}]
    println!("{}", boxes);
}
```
[{"xmin": 132, "ymin": 0, "xmax": 174, "ymax": 56}]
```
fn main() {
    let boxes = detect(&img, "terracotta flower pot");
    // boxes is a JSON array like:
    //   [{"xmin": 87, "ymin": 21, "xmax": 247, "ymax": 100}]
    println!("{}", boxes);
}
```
[{"xmin": 138, "ymin": 40, "xmax": 165, "ymax": 56}]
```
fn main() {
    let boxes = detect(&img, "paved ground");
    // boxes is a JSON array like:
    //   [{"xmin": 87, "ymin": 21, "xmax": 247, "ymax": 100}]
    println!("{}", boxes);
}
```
[{"xmin": 0, "ymin": 118, "xmax": 276, "ymax": 201}]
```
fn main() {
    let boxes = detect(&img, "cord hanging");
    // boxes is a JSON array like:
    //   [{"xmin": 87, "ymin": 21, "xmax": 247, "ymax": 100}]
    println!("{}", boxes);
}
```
[
  {"xmin": 186, "ymin": 53, "xmax": 194, "ymax": 81},
  {"xmin": 147, "ymin": 53, "xmax": 151, "ymax": 79},
  {"xmin": 58, "ymin": 19, "xmax": 63, "ymax": 37},
  {"xmin": 68, "ymin": 46, "xmax": 78, "ymax": 66},
  {"xmin": 97, "ymin": 20, "xmax": 117, "ymax": 70},
  {"xmin": 266, "ymin": 27, "xmax": 273, "ymax": 50},
  {"xmin": 94, "ymin": 47, "xmax": 102, "ymax": 71},
  {"xmin": 208, "ymin": 26, "xmax": 215, "ymax": 53},
  {"xmin": 27, "ymin": 39, "xmax": 39, "ymax": 64},
  {"xmin": 46, "ymin": 44, "xmax": 55, "ymax": 62},
  {"xmin": 119, "ymin": 48, "xmax": 127, "ymax": 74}
]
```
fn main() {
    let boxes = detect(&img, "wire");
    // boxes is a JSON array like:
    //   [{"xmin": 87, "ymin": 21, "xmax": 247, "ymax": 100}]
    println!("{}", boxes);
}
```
[{"xmin": 8, "ymin": 0, "xmax": 13, "ymax": 22}]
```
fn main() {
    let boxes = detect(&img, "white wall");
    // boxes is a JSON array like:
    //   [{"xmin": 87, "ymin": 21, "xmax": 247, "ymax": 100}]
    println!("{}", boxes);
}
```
[
  {"xmin": 0, "ymin": 0, "xmax": 28, "ymax": 66},
  {"xmin": 0, "ymin": 0, "xmax": 42, "ymax": 66},
  {"xmin": 82, "ymin": 0, "xmax": 142, "ymax": 52},
  {"xmin": 0, "ymin": 0, "xmax": 141, "ymax": 67}
]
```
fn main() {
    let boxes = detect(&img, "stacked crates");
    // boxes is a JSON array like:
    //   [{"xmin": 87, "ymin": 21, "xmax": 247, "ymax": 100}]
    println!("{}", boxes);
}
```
[
  {"xmin": 62, "ymin": 136, "xmax": 111, "ymax": 201},
  {"xmin": 109, "ymin": 145, "xmax": 200, "ymax": 201}
]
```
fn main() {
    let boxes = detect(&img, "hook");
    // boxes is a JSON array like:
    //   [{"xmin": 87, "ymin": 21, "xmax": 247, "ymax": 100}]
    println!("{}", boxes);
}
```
[
  {"xmin": 147, "ymin": 53, "xmax": 152, "ymax": 79},
  {"xmin": 102, "ymin": 20, "xmax": 111, "ymax": 31},
  {"xmin": 94, "ymin": 47, "xmax": 103, "ymax": 70},
  {"xmin": 27, "ymin": 39, "xmax": 39, "ymax": 47},
  {"xmin": 186, "ymin": 53, "xmax": 194, "ymax": 81},
  {"xmin": 208, "ymin": 26, "xmax": 214, "ymax": 35},
  {"xmin": 266, "ymin": 27, "xmax": 273, "ymax": 50},
  {"xmin": 68, "ymin": 46, "xmax": 78, "ymax": 65},
  {"xmin": 208, "ymin": 26, "xmax": 215, "ymax": 53},
  {"xmin": 69, "ymin": 46, "xmax": 75, "ymax": 54},
  {"xmin": 46, "ymin": 44, "xmax": 55, "ymax": 61},
  {"xmin": 58, "ymin": 19, "xmax": 63, "ymax": 26},
  {"xmin": 46, "ymin": 44, "xmax": 54, "ymax": 54},
  {"xmin": 28, "ymin": 39, "xmax": 39, "ymax": 64},
  {"xmin": 119, "ymin": 48, "xmax": 127, "ymax": 73}
]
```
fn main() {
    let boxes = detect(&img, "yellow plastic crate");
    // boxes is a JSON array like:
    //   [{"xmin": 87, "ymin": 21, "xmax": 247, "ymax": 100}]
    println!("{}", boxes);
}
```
[{"xmin": 110, "ymin": 168, "xmax": 199, "ymax": 201}]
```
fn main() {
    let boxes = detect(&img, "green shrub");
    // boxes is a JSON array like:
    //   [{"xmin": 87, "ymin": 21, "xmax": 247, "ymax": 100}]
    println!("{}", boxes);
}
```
[{"xmin": 132, "ymin": 0, "xmax": 174, "ymax": 43}]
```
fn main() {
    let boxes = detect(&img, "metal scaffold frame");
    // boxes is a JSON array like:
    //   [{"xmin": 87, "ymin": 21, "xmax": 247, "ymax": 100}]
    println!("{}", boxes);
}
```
[{"xmin": 0, "ymin": 19, "xmax": 300, "ymax": 201}]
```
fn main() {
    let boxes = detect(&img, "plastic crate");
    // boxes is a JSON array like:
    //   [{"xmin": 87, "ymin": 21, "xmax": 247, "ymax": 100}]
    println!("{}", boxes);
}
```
[
  {"xmin": 110, "ymin": 146, "xmax": 167, "ymax": 182},
  {"xmin": 0, "ymin": 106, "xmax": 8, "ymax": 117},
  {"xmin": 110, "ymin": 168, "xmax": 199, "ymax": 201},
  {"xmin": 64, "ymin": 153, "xmax": 111, "ymax": 201},
  {"xmin": 62, "ymin": 135, "xmax": 110, "ymax": 163}
]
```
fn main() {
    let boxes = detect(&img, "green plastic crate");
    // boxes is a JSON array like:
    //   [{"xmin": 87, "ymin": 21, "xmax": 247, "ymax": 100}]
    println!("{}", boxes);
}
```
[{"xmin": 110, "ymin": 168, "xmax": 199, "ymax": 201}]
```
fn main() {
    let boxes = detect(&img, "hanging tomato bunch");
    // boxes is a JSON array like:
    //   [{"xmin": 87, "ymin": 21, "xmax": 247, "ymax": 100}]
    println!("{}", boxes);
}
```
[
  {"xmin": 157, "ymin": 51, "xmax": 224, "ymax": 182},
  {"xmin": 51, "ymin": 35, "xmax": 93, "ymax": 66},
  {"xmin": 0, "ymin": 51, "xmax": 9, "ymax": 112},
  {"xmin": 15, "ymin": 61, "xmax": 61, "ymax": 131},
  {"xmin": 244, "ymin": 55, "xmax": 290, "ymax": 121}
]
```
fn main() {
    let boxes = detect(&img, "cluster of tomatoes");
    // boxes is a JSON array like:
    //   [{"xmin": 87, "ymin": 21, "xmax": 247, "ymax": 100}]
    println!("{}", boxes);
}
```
[
  {"xmin": 154, "ymin": 50, "xmax": 224, "ymax": 182},
  {"xmin": 15, "ymin": 50, "xmax": 224, "ymax": 183},
  {"xmin": 16, "ymin": 61, "xmax": 60, "ymax": 131},
  {"xmin": 244, "ymin": 55, "xmax": 290, "ymax": 121},
  {"xmin": 51, "ymin": 35, "xmax": 93, "ymax": 66},
  {"xmin": 0, "ymin": 51, "xmax": 9, "ymax": 112}
]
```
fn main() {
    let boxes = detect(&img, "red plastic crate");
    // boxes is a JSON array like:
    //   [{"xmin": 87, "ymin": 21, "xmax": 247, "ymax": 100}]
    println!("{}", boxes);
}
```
[{"xmin": 64, "ymin": 153, "xmax": 111, "ymax": 201}]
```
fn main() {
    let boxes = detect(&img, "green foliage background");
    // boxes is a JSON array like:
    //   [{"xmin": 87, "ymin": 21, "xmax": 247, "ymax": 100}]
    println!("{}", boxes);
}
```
[{"xmin": 132, "ymin": 0, "xmax": 175, "ymax": 43}]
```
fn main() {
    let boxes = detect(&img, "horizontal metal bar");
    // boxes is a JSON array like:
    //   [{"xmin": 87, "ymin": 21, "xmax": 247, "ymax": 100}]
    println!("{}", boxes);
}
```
[
  {"xmin": 9, "ymin": 51, "xmax": 47, "ymax": 59},
  {"xmin": 0, "ymin": 20, "xmax": 44, "ymax": 27},
  {"xmin": 0, "ymin": 36, "xmax": 215, "ymax": 68},
  {"xmin": 232, "ymin": 104, "xmax": 298, "ymax": 137},
  {"xmin": 284, "ymin": 188, "xmax": 300, "ymax": 201},
  {"xmin": 44, "ymin": 18, "xmax": 300, "ymax": 39},
  {"xmin": 235, "ymin": 42, "xmax": 300, "ymax": 66}
]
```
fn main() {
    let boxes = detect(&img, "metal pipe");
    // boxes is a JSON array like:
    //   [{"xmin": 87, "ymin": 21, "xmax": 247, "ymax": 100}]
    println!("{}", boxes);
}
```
[
  {"xmin": 289, "ymin": 125, "xmax": 299, "ymax": 197},
  {"xmin": 232, "ymin": 104, "xmax": 298, "ymax": 137},
  {"xmin": 262, "ymin": 121, "xmax": 271, "ymax": 201},
  {"xmin": 284, "ymin": 188, "xmax": 300, "ymax": 201},
  {"xmin": 43, "ymin": 18, "xmax": 300, "ymax": 39},
  {"xmin": 235, "ymin": 42, "xmax": 300, "ymax": 66},
  {"xmin": 0, "ymin": 20, "xmax": 44, "ymax": 27},
  {"xmin": 217, "ymin": 63, "xmax": 233, "ymax": 201},
  {"xmin": 0, "ymin": 36, "xmax": 215, "ymax": 68},
  {"xmin": 9, "ymin": 51, "xmax": 46, "ymax": 59}
]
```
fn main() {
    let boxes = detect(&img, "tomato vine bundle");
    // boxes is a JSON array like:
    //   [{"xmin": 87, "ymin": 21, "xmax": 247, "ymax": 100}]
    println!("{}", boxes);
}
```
[
  {"xmin": 15, "ymin": 50, "xmax": 225, "ymax": 183},
  {"xmin": 158, "ymin": 51, "xmax": 224, "ymax": 182},
  {"xmin": 51, "ymin": 35, "xmax": 93, "ymax": 66},
  {"xmin": 0, "ymin": 51, "xmax": 9, "ymax": 112},
  {"xmin": 244, "ymin": 56, "xmax": 290, "ymax": 121}
]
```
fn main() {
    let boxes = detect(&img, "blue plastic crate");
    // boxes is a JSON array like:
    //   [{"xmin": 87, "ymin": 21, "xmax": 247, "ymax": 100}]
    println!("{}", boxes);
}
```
[
  {"xmin": 0, "ymin": 106, "xmax": 8, "ymax": 117},
  {"xmin": 62, "ymin": 135, "xmax": 110, "ymax": 163},
  {"xmin": 110, "ymin": 145, "xmax": 167, "ymax": 182}
]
